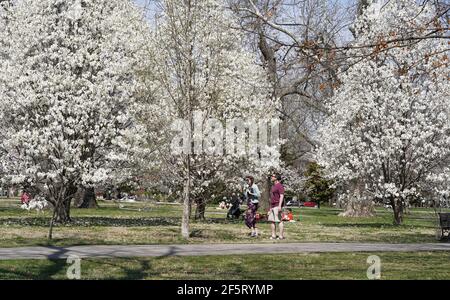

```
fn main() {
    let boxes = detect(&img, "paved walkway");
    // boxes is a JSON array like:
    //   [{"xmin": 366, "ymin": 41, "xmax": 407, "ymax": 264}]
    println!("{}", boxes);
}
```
[{"xmin": 0, "ymin": 242, "xmax": 449, "ymax": 260}]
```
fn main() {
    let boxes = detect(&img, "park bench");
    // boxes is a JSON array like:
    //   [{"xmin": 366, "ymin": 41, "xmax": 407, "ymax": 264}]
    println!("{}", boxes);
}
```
[{"xmin": 437, "ymin": 213, "xmax": 450, "ymax": 241}]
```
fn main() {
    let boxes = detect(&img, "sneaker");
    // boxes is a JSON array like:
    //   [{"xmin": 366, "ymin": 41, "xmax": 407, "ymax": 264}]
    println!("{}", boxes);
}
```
[
  {"xmin": 250, "ymin": 232, "xmax": 256, "ymax": 237},
  {"xmin": 270, "ymin": 236, "xmax": 277, "ymax": 240},
  {"xmin": 277, "ymin": 236, "xmax": 285, "ymax": 240}
]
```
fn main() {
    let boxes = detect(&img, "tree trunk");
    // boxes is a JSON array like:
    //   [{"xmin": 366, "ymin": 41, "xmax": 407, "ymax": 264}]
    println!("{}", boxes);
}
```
[
  {"xmin": 48, "ymin": 197, "xmax": 72, "ymax": 239},
  {"xmin": 78, "ymin": 187, "xmax": 98, "ymax": 208},
  {"xmin": 194, "ymin": 199, "xmax": 206, "ymax": 220},
  {"xmin": 181, "ymin": 155, "xmax": 191, "ymax": 238},
  {"xmin": 340, "ymin": 198, "xmax": 375, "ymax": 217},
  {"xmin": 392, "ymin": 198, "xmax": 404, "ymax": 225},
  {"xmin": 8, "ymin": 186, "xmax": 16, "ymax": 198},
  {"xmin": 54, "ymin": 198, "xmax": 72, "ymax": 223},
  {"xmin": 259, "ymin": 175, "xmax": 271, "ymax": 213},
  {"xmin": 48, "ymin": 184, "xmax": 78, "ymax": 239},
  {"xmin": 339, "ymin": 181, "xmax": 375, "ymax": 217}
]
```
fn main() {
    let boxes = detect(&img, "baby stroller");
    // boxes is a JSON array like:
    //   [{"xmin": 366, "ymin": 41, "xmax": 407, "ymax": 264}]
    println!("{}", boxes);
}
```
[{"xmin": 227, "ymin": 195, "xmax": 242, "ymax": 219}]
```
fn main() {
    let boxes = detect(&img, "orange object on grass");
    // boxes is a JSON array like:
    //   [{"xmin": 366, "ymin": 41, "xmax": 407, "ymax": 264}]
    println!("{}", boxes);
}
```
[{"xmin": 287, "ymin": 211, "xmax": 293, "ymax": 221}]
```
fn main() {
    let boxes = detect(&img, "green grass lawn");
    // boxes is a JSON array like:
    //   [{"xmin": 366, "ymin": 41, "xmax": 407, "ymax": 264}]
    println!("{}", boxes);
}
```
[
  {"xmin": 0, "ymin": 197, "xmax": 448, "ymax": 248},
  {"xmin": 0, "ymin": 252, "xmax": 449, "ymax": 280}
]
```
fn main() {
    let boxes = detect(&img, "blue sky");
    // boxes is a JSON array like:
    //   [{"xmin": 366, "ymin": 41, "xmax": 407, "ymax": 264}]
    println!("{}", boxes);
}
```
[{"xmin": 131, "ymin": 0, "xmax": 356, "ymax": 43}]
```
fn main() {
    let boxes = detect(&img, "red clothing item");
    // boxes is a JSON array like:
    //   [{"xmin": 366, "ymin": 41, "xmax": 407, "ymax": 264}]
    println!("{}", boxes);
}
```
[
  {"xmin": 287, "ymin": 212, "xmax": 293, "ymax": 221},
  {"xmin": 270, "ymin": 182, "xmax": 285, "ymax": 208},
  {"xmin": 281, "ymin": 211, "xmax": 293, "ymax": 221},
  {"xmin": 21, "ymin": 193, "xmax": 30, "ymax": 204}
]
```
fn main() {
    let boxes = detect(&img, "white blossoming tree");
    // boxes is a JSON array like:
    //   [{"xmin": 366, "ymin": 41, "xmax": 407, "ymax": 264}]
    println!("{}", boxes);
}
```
[
  {"xmin": 137, "ymin": 0, "xmax": 281, "ymax": 237},
  {"xmin": 316, "ymin": 0, "xmax": 450, "ymax": 225},
  {"xmin": 0, "ymin": 0, "xmax": 150, "ymax": 236}
]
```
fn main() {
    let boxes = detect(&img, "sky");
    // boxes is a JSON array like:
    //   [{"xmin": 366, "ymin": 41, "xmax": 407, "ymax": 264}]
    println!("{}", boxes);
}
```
[{"xmin": 131, "ymin": 0, "xmax": 356, "ymax": 44}]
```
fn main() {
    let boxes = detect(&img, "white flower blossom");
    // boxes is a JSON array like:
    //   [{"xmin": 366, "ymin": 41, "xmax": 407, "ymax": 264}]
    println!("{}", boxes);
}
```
[{"xmin": 316, "ymin": 0, "xmax": 450, "ymax": 215}]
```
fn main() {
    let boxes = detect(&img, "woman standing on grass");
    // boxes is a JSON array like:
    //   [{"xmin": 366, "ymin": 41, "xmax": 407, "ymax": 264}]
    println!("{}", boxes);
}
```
[{"xmin": 244, "ymin": 176, "xmax": 260, "ymax": 237}]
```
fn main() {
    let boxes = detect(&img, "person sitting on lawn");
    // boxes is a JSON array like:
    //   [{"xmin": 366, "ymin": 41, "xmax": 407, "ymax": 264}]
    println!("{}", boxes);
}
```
[
  {"xmin": 219, "ymin": 201, "xmax": 226, "ymax": 209},
  {"xmin": 282, "ymin": 208, "xmax": 294, "ymax": 222},
  {"xmin": 20, "ymin": 191, "xmax": 31, "ymax": 205}
]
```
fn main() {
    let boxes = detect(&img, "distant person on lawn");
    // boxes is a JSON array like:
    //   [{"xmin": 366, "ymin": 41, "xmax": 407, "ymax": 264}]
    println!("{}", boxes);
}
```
[
  {"xmin": 20, "ymin": 191, "xmax": 31, "ymax": 205},
  {"xmin": 244, "ymin": 176, "xmax": 260, "ymax": 237},
  {"xmin": 268, "ymin": 173, "xmax": 285, "ymax": 240}
]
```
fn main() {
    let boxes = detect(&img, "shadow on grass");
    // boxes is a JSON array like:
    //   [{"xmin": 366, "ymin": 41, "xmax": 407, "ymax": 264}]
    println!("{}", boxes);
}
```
[
  {"xmin": 0, "ymin": 216, "xmax": 245, "ymax": 227},
  {"xmin": 0, "ymin": 247, "xmax": 71, "ymax": 279},
  {"xmin": 0, "ymin": 257, "xmax": 158, "ymax": 280},
  {"xmin": 193, "ymin": 218, "xmax": 244, "ymax": 224},
  {"xmin": 95, "ymin": 246, "xmax": 181, "ymax": 279},
  {"xmin": 121, "ymin": 259, "xmax": 152, "ymax": 279},
  {"xmin": 294, "ymin": 209, "xmax": 342, "ymax": 217},
  {"xmin": 88, "ymin": 256, "xmax": 172, "ymax": 280},
  {"xmin": 33, "ymin": 239, "xmax": 103, "ymax": 248},
  {"xmin": 95, "ymin": 258, "xmax": 155, "ymax": 280},
  {"xmin": 321, "ymin": 222, "xmax": 435, "ymax": 229},
  {"xmin": 0, "ymin": 246, "xmax": 180, "ymax": 280},
  {"xmin": 190, "ymin": 229, "xmax": 204, "ymax": 238},
  {"xmin": 0, "ymin": 217, "xmax": 181, "ymax": 227},
  {"xmin": 37, "ymin": 247, "xmax": 73, "ymax": 279},
  {"xmin": 0, "ymin": 265, "xmax": 43, "ymax": 279}
]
